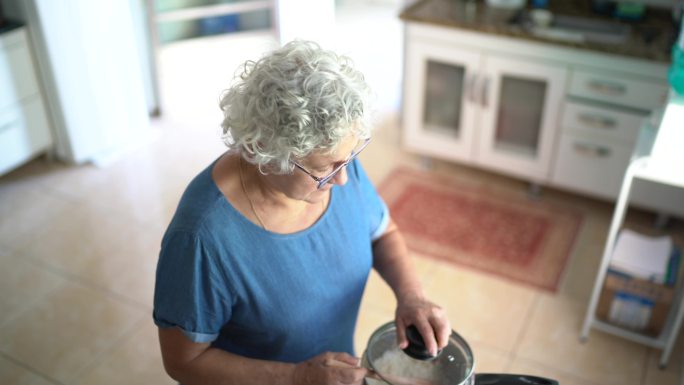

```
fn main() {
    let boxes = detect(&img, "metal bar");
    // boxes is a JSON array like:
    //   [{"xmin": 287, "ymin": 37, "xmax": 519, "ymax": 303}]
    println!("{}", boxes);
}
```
[
  {"xmin": 591, "ymin": 319, "xmax": 665, "ymax": 348},
  {"xmin": 580, "ymin": 157, "xmax": 647, "ymax": 341},
  {"xmin": 155, "ymin": 1, "xmax": 274, "ymax": 23},
  {"xmin": 144, "ymin": 0, "xmax": 162, "ymax": 116}
]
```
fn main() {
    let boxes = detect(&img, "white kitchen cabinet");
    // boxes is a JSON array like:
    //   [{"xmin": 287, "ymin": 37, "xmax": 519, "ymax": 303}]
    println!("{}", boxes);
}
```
[
  {"xmin": 552, "ymin": 66, "xmax": 670, "ymax": 204},
  {"xmin": 476, "ymin": 55, "xmax": 565, "ymax": 181},
  {"xmin": 403, "ymin": 40, "xmax": 481, "ymax": 163},
  {"xmin": 553, "ymin": 132, "xmax": 636, "ymax": 198},
  {"xmin": 0, "ymin": 26, "xmax": 52, "ymax": 176},
  {"xmin": 551, "ymin": 100, "xmax": 649, "ymax": 199},
  {"xmin": 402, "ymin": 22, "xmax": 679, "ymax": 215},
  {"xmin": 403, "ymin": 32, "xmax": 566, "ymax": 181}
]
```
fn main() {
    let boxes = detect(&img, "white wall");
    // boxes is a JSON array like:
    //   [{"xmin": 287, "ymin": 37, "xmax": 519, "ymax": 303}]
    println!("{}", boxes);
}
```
[
  {"xmin": 276, "ymin": 0, "xmax": 336, "ymax": 46},
  {"xmin": 4, "ymin": 0, "xmax": 150, "ymax": 165}
]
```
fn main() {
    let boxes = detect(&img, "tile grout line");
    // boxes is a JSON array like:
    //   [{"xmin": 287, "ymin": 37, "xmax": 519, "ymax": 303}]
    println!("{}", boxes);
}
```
[
  {"xmin": 67, "ymin": 312, "xmax": 152, "ymax": 384},
  {"xmin": 516, "ymin": 356, "xmax": 605, "ymax": 385},
  {"xmin": 0, "ymin": 350, "xmax": 65, "ymax": 385},
  {"xmin": 639, "ymin": 348, "xmax": 653, "ymax": 385},
  {"xmin": 9, "ymin": 249, "xmax": 153, "ymax": 312},
  {"xmin": 506, "ymin": 291, "xmax": 626, "ymax": 385},
  {"xmin": 555, "ymin": 210, "xmax": 590, "ymax": 294},
  {"xmin": 0, "ymin": 276, "xmax": 69, "ymax": 332},
  {"xmin": 508, "ymin": 290, "xmax": 542, "ymax": 364},
  {"xmin": 0, "ymin": 259, "xmax": 153, "ymax": 384}
]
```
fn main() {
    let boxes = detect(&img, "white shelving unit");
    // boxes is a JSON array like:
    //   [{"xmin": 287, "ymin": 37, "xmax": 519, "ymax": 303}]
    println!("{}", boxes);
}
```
[
  {"xmin": 154, "ymin": 0, "xmax": 274, "ymax": 24},
  {"xmin": 580, "ymin": 93, "xmax": 684, "ymax": 368},
  {"xmin": 142, "ymin": 0, "xmax": 277, "ymax": 116},
  {"xmin": 146, "ymin": 0, "xmax": 277, "ymax": 44}
]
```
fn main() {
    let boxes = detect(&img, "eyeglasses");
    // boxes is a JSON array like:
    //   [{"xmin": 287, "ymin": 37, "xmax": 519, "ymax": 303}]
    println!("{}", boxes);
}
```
[{"xmin": 292, "ymin": 138, "xmax": 371, "ymax": 189}]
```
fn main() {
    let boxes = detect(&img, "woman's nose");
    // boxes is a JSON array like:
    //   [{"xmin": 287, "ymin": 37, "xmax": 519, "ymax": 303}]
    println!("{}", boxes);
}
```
[{"xmin": 331, "ymin": 167, "xmax": 349, "ymax": 186}]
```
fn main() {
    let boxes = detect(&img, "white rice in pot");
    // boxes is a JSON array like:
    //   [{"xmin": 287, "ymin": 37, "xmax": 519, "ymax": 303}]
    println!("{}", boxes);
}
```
[{"xmin": 372, "ymin": 349, "xmax": 447, "ymax": 385}]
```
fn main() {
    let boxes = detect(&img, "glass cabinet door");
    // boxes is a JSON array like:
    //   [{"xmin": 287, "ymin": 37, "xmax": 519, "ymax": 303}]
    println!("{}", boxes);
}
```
[
  {"xmin": 403, "ymin": 41, "xmax": 481, "ymax": 163},
  {"xmin": 493, "ymin": 76, "xmax": 547, "ymax": 157},
  {"xmin": 423, "ymin": 60, "xmax": 466, "ymax": 138},
  {"xmin": 477, "ymin": 55, "xmax": 566, "ymax": 180}
]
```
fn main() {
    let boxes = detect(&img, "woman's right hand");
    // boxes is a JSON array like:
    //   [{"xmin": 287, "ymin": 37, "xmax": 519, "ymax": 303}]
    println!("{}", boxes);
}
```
[{"xmin": 292, "ymin": 352, "xmax": 368, "ymax": 385}]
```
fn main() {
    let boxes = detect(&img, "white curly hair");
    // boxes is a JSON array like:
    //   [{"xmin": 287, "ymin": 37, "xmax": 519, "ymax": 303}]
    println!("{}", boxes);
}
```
[{"xmin": 219, "ymin": 40, "xmax": 374, "ymax": 174}]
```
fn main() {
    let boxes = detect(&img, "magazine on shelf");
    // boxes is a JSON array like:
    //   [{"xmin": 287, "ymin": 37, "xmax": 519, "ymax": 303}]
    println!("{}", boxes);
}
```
[{"xmin": 608, "ymin": 229, "xmax": 674, "ymax": 284}]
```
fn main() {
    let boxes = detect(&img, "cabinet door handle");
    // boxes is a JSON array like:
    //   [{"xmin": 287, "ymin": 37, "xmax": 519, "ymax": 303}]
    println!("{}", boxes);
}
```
[
  {"xmin": 587, "ymin": 80, "xmax": 627, "ymax": 96},
  {"xmin": 578, "ymin": 114, "xmax": 617, "ymax": 130},
  {"xmin": 465, "ymin": 73, "xmax": 477, "ymax": 103},
  {"xmin": 481, "ymin": 76, "xmax": 490, "ymax": 107},
  {"xmin": 573, "ymin": 142, "xmax": 611, "ymax": 158}
]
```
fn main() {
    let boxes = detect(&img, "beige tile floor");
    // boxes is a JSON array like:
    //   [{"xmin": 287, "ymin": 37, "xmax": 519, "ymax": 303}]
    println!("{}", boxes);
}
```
[{"xmin": 2, "ymin": 1, "xmax": 684, "ymax": 384}]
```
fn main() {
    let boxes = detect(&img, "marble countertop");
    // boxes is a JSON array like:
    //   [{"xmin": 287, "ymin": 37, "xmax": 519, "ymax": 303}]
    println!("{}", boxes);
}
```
[{"xmin": 400, "ymin": 0, "xmax": 675, "ymax": 63}]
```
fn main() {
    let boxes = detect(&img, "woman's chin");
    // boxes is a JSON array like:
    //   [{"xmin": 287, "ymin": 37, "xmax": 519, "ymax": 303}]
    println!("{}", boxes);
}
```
[{"xmin": 299, "ymin": 188, "xmax": 330, "ymax": 203}]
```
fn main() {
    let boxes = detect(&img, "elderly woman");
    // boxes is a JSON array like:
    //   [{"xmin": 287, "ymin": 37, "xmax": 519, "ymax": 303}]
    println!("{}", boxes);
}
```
[{"xmin": 153, "ymin": 40, "xmax": 450, "ymax": 385}]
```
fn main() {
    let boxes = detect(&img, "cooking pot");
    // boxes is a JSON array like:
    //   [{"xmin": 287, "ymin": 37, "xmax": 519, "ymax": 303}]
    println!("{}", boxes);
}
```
[{"xmin": 361, "ymin": 321, "xmax": 559, "ymax": 385}]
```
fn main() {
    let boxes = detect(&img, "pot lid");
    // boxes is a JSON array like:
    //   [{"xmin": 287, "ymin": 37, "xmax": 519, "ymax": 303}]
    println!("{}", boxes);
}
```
[{"xmin": 365, "ymin": 321, "xmax": 474, "ymax": 385}]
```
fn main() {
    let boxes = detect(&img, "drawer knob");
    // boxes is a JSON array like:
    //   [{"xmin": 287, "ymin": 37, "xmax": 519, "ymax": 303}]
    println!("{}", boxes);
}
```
[
  {"xmin": 587, "ymin": 80, "xmax": 627, "ymax": 96},
  {"xmin": 578, "ymin": 114, "xmax": 617, "ymax": 129},
  {"xmin": 573, "ymin": 142, "xmax": 611, "ymax": 158}
]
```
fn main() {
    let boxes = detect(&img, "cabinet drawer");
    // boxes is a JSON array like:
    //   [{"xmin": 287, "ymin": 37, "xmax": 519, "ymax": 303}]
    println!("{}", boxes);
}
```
[
  {"xmin": 561, "ymin": 101, "xmax": 646, "ymax": 144},
  {"xmin": 0, "ymin": 97, "xmax": 52, "ymax": 175},
  {"xmin": 0, "ymin": 37, "xmax": 40, "ymax": 110},
  {"xmin": 551, "ymin": 133, "xmax": 632, "ymax": 199},
  {"xmin": 568, "ymin": 69, "xmax": 667, "ymax": 111}
]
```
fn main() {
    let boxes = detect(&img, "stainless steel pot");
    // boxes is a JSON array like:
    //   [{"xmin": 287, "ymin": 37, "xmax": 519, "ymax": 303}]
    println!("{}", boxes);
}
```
[{"xmin": 362, "ymin": 321, "xmax": 559, "ymax": 385}]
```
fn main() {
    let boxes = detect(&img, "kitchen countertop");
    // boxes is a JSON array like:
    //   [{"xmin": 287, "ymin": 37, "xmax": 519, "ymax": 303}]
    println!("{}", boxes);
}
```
[{"xmin": 400, "ymin": 0, "xmax": 675, "ymax": 63}]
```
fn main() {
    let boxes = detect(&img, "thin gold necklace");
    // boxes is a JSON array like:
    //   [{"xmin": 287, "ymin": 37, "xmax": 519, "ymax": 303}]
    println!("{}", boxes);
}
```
[
  {"xmin": 239, "ymin": 157, "xmax": 267, "ymax": 229},
  {"xmin": 238, "ymin": 157, "xmax": 327, "ymax": 231}
]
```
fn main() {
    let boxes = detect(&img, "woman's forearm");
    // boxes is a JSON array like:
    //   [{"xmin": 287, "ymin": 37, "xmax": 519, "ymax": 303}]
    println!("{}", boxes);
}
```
[
  {"xmin": 371, "ymin": 219, "xmax": 425, "ymax": 301},
  {"xmin": 169, "ymin": 347, "xmax": 295, "ymax": 385},
  {"xmin": 160, "ymin": 327, "xmax": 295, "ymax": 385},
  {"xmin": 371, "ymin": 219, "xmax": 451, "ymax": 355},
  {"xmin": 160, "ymin": 327, "xmax": 367, "ymax": 385}
]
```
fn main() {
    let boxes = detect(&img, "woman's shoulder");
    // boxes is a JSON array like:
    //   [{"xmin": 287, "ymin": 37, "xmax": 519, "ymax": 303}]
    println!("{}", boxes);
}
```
[
  {"xmin": 167, "ymin": 159, "xmax": 228, "ymax": 233},
  {"xmin": 346, "ymin": 158, "xmax": 363, "ymax": 180},
  {"xmin": 346, "ymin": 159, "xmax": 373, "ymax": 188}
]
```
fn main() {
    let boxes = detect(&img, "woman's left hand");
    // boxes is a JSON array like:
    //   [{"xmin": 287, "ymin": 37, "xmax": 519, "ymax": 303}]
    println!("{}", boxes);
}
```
[{"xmin": 395, "ymin": 293, "xmax": 451, "ymax": 357}]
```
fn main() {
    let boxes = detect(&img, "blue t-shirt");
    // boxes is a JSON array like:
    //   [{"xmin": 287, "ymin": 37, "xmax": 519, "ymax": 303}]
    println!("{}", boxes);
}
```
[{"xmin": 153, "ymin": 158, "xmax": 389, "ymax": 363}]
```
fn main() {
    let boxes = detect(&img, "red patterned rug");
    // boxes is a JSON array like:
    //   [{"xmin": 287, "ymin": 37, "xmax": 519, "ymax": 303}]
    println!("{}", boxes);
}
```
[{"xmin": 379, "ymin": 167, "xmax": 583, "ymax": 292}]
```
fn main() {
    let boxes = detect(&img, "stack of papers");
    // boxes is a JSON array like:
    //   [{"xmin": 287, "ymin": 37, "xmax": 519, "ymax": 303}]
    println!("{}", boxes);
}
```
[{"xmin": 609, "ymin": 229, "xmax": 677, "ymax": 285}]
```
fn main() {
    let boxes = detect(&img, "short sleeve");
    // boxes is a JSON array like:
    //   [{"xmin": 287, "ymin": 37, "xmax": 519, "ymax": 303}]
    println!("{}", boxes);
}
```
[
  {"xmin": 153, "ymin": 230, "xmax": 234, "ymax": 343},
  {"xmin": 349, "ymin": 159, "xmax": 390, "ymax": 241}
]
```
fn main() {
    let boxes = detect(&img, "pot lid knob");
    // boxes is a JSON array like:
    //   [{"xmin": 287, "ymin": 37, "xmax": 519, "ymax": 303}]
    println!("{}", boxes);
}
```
[{"xmin": 403, "ymin": 325, "xmax": 442, "ymax": 360}]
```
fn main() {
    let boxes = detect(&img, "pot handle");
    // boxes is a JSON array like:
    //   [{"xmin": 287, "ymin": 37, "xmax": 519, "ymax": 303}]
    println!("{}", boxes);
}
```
[{"xmin": 475, "ymin": 373, "xmax": 559, "ymax": 385}]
